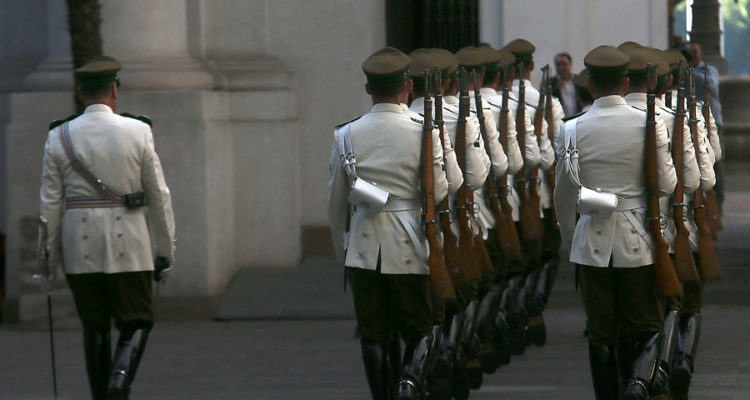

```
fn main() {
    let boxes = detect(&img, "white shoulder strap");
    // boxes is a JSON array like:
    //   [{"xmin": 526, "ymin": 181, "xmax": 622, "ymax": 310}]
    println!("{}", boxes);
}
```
[
  {"xmin": 563, "ymin": 118, "xmax": 583, "ymax": 188},
  {"xmin": 337, "ymin": 123, "xmax": 357, "ymax": 184}
]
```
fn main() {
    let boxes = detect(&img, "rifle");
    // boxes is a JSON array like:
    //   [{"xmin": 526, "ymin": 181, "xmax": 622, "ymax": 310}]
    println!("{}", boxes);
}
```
[
  {"xmin": 646, "ymin": 64, "xmax": 683, "ymax": 297},
  {"xmin": 670, "ymin": 64, "xmax": 700, "ymax": 282},
  {"xmin": 455, "ymin": 68, "xmax": 481, "ymax": 282},
  {"xmin": 36, "ymin": 217, "xmax": 58, "ymax": 398},
  {"xmin": 466, "ymin": 72, "xmax": 494, "ymax": 274},
  {"xmin": 471, "ymin": 70, "xmax": 512, "ymax": 273},
  {"xmin": 543, "ymin": 65, "xmax": 559, "ymax": 229},
  {"xmin": 701, "ymin": 64, "xmax": 723, "ymax": 233},
  {"xmin": 688, "ymin": 67, "xmax": 722, "ymax": 280},
  {"xmin": 422, "ymin": 69, "xmax": 456, "ymax": 300},
  {"xmin": 515, "ymin": 62, "xmax": 543, "ymax": 242},
  {"xmin": 496, "ymin": 67, "xmax": 523, "ymax": 261},
  {"xmin": 433, "ymin": 66, "xmax": 470, "ymax": 287}
]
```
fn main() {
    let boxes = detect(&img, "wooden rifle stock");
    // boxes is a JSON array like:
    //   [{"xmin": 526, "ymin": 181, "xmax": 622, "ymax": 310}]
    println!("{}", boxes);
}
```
[
  {"xmin": 455, "ymin": 69, "xmax": 481, "ymax": 282},
  {"xmin": 671, "ymin": 66, "xmax": 700, "ymax": 282},
  {"xmin": 515, "ymin": 64, "xmax": 543, "ymax": 242},
  {"xmin": 433, "ymin": 67, "xmax": 470, "ymax": 287},
  {"xmin": 471, "ymin": 71, "xmax": 521, "ymax": 263},
  {"xmin": 467, "ymin": 71, "xmax": 494, "ymax": 274},
  {"xmin": 543, "ymin": 65, "xmax": 559, "ymax": 228},
  {"xmin": 688, "ymin": 68, "xmax": 721, "ymax": 280},
  {"xmin": 701, "ymin": 64, "xmax": 723, "ymax": 233},
  {"xmin": 421, "ymin": 69, "xmax": 456, "ymax": 300},
  {"xmin": 646, "ymin": 65, "xmax": 682, "ymax": 297}
]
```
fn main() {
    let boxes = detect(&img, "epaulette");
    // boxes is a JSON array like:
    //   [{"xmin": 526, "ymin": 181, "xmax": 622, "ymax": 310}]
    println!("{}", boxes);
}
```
[
  {"xmin": 335, "ymin": 115, "xmax": 362, "ymax": 129},
  {"xmin": 121, "ymin": 112, "xmax": 152, "ymax": 126},
  {"xmin": 562, "ymin": 110, "xmax": 587, "ymax": 122},
  {"xmin": 49, "ymin": 113, "xmax": 80, "ymax": 130}
]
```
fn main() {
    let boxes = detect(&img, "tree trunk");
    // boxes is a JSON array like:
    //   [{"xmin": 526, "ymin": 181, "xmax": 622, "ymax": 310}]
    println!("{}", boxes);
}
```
[{"xmin": 66, "ymin": 0, "xmax": 103, "ymax": 112}]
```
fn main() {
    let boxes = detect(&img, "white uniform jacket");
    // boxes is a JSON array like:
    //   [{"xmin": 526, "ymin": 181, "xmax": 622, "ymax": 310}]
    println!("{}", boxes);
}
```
[
  {"xmin": 40, "ymin": 104, "xmax": 175, "ymax": 275},
  {"xmin": 328, "ymin": 103, "xmax": 449, "ymax": 274},
  {"xmin": 553, "ymin": 95, "xmax": 677, "ymax": 268},
  {"xmin": 513, "ymin": 79, "xmax": 562, "ymax": 210},
  {"xmin": 439, "ymin": 95, "xmax": 491, "ymax": 191}
]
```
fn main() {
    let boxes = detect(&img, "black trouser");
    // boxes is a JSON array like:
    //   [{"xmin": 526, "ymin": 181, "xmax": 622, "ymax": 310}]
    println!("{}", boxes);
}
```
[
  {"xmin": 577, "ymin": 264, "xmax": 664, "ymax": 346},
  {"xmin": 347, "ymin": 266, "xmax": 433, "ymax": 345},
  {"xmin": 67, "ymin": 271, "xmax": 154, "ymax": 332}
]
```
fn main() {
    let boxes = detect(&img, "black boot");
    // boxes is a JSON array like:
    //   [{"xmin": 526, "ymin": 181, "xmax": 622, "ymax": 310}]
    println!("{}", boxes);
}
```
[
  {"xmin": 84, "ymin": 328, "xmax": 111, "ymax": 400},
  {"xmin": 397, "ymin": 336, "xmax": 432, "ymax": 399},
  {"xmin": 588, "ymin": 340, "xmax": 621, "ymax": 400},
  {"xmin": 651, "ymin": 310, "xmax": 679, "ymax": 396},
  {"xmin": 476, "ymin": 285, "xmax": 503, "ymax": 374},
  {"xmin": 386, "ymin": 336, "xmax": 403, "ymax": 399},
  {"xmin": 670, "ymin": 313, "xmax": 701, "ymax": 399},
  {"xmin": 502, "ymin": 276, "xmax": 527, "ymax": 355},
  {"xmin": 450, "ymin": 312, "xmax": 470, "ymax": 400},
  {"xmin": 492, "ymin": 309, "xmax": 511, "ymax": 366},
  {"xmin": 622, "ymin": 332, "xmax": 662, "ymax": 400},
  {"xmin": 106, "ymin": 328, "xmax": 150, "ymax": 400},
  {"xmin": 360, "ymin": 341, "xmax": 390, "ymax": 400},
  {"xmin": 430, "ymin": 318, "xmax": 458, "ymax": 400},
  {"xmin": 521, "ymin": 269, "xmax": 545, "ymax": 347},
  {"xmin": 461, "ymin": 300, "xmax": 483, "ymax": 390}
]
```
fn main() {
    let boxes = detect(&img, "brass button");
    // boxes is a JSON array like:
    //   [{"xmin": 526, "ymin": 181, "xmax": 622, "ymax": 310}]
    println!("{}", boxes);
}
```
[
  {"xmin": 633, "ymin": 248, "xmax": 639, "ymax": 253},
  {"xmin": 81, "ymin": 217, "xmax": 87, "ymax": 222},
  {"xmin": 84, "ymin": 255, "xmax": 90, "ymax": 260},
  {"xmin": 82, "ymin": 235, "xmax": 88, "ymax": 240},
  {"xmin": 594, "ymin": 248, "xmax": 600, "ymax": 254},
  {"xmin": 117, "ymin": 233, "xmax": 123, "ymax": 238},
  {"xmin": 596, "ymin": 230, "xmax": 602, "ymax": 235},
  {"xmin": 116, "ymin": 216, "xmax": 121, "ymax": 221},
  {"xmin": 631, "ymin": 229, "xmax": 637, "ymax": 234}
]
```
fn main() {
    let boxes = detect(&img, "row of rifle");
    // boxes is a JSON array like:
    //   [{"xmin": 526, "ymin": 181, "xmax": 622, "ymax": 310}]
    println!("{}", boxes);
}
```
[
  {"xmin": 419, "ymin": 63, "xmax": 560, "ymax": 399},
  {"xmin": 646, "ymin": 62, "xmax": 722, "ymax": 301}
]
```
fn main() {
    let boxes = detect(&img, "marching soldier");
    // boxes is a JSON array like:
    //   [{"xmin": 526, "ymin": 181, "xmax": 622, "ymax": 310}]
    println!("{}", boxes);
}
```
[
  {"xmin": 504, "ymin": 38, "xmax": 559, "ymax": 346},
  {"xmin": 328, "ymin": 47, "xmax": 450, "ymax": 400},
  {"xmin": 664, "ymin": 48, "xmax": 719, "ymax": 400},
  {"xmin": 39, "ymin": 56, "xmax": 175, "ymax": 400},
  {"xmin": 554, "ymin": 46, "xmax": 677, "ymax": 400},
  {"xmin": 406, "ymin": 48, "xmax": 491, "ymax": 399},
  {"xmin": 471, "ymin": 45, "xmax": 526, "ymax": 372}
]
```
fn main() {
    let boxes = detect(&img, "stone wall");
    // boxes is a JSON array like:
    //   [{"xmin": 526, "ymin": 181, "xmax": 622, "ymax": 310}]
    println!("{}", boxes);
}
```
[{"xmin": 1, "ymin": 0, "xmax": 386, "ymax": 323}]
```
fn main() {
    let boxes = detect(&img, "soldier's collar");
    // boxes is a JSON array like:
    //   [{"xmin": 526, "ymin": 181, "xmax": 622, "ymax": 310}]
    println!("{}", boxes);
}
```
[{"xmin": 83, "ymin": 103, "xmax": 114, "ymax": 114}]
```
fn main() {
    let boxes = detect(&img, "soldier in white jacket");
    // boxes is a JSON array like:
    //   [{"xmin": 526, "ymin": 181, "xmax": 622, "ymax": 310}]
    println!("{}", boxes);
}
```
[
  {"xmin": 328, "ymin": 48, "xmax": 449, "ymax": 400},
  {"xmin": 39, "ymin": 56, "xmax": 175, "ymax": 400},
  {"xmin": 553, "ymin": 46, "xmax": 677, "ymax": 400}
]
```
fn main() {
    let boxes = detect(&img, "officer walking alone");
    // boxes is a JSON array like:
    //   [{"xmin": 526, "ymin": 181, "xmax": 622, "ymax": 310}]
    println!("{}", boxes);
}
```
[{"xmin": 39, "ymin": 56, "xmax": 175, "ymax": 400}]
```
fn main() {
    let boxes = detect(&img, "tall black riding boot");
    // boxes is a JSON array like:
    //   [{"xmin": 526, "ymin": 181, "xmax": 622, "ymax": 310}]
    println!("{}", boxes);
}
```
[
  {"xmin": 461, "ymin": 300, "xmax": 483, "ymax": 390},
  {"xmin": 588, "ymin": 340, "xmax": 621, "ymax": 400},
  {"xmin": 386, "ymin": 336, "xmax": 403, "ymax": 399},
  {"xmin": 430, "ymin": 318, "xmax": 458, "ymax": 400},
  {"xmin": 450, "ymin": 312, "xmax": 470, "ymax": 400},
  {"xmin": 397, "ymin": 335, "xmax": 432, "ymax": 400},
  {"xmin": 476, "ymin": 285, "xmax": 503, "ymax": 374},
  {"xmin": 521, "ymin": 269, "xmax": 545, "ymax": 347},
  {"xmin": 501, "ymin": 276, "xmax": 527, "ymax": 355},
  {"xmin": 651, "ymin": 310, "xmax": 679, "ymax": 396},
  {"xmin": 84, "ymin": 328, "xmax": 111, "ymax": 400},
  {"xmin": 360, "ymin": 341, "xmax": 389, "ymax": 400},
  {"xmin": 106, "ymin": 328, "xmax": 150, "ymax": 400},
  {"xmin": 622, "ymin": 332, "xmax": 662, "ymax": 400},
  {"xmin": 670, "ymin": 313, "xmax": 701, "ymax": 400}
]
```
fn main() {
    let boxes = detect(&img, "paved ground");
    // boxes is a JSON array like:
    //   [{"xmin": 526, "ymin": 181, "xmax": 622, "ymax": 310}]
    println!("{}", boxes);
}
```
[{"xmin": 2, "ymin": 305, "xmax": 750, "ymax": 399}]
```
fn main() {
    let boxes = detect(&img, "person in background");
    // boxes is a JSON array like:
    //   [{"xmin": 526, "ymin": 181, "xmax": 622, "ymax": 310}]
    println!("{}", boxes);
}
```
[{"xmin": 551, "ymin": 52, "xmax": 582, "ymax": 117}]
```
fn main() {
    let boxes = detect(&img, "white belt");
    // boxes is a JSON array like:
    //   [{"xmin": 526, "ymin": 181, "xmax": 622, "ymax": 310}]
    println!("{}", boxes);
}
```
[
  {"xmin": 377, "ymin": 198, "xmax": 429, "ymax": 265},
  {"xmin": 618, "ymin": 196, "xmax": 652, "ymax": 249}
]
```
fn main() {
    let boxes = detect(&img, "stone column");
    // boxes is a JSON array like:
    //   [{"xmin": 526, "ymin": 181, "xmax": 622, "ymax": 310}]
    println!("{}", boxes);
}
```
[
  {"xmin": 690, "ymin": 0, "xmax": 729, "ymax": 74},
  {"xmin": 99, "ymin": 0, "xmax": 213, "ymax": 90},
  {"xmin": 23, "ymin": 0, "xmax": 74, "ymax": 91}
]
